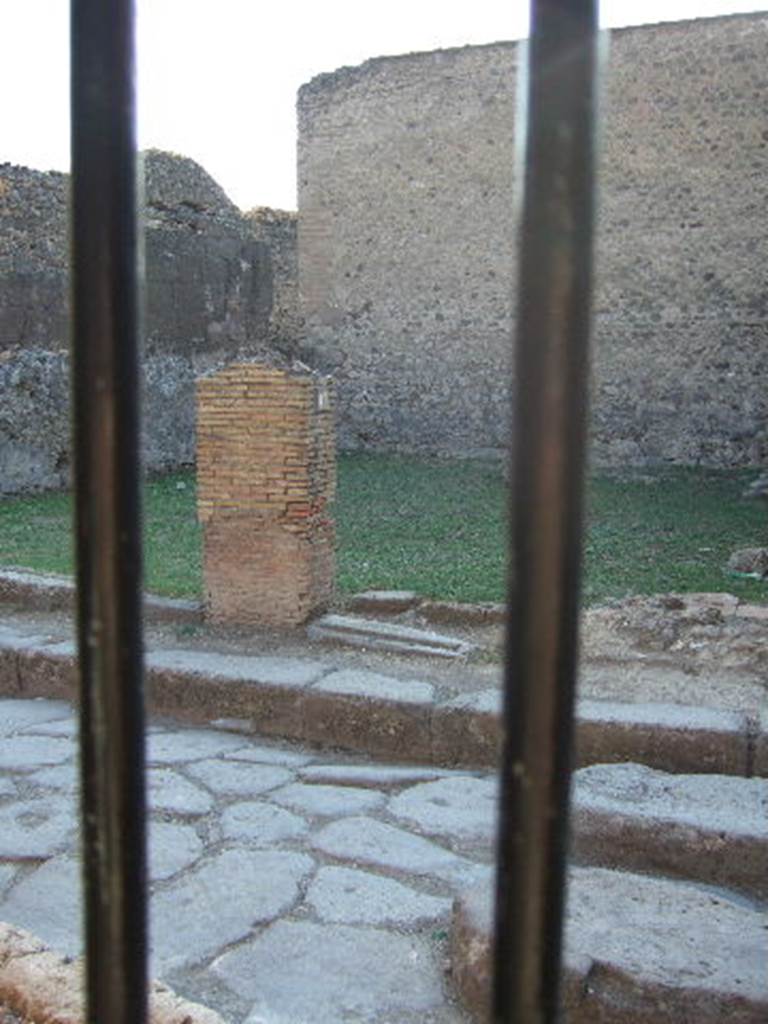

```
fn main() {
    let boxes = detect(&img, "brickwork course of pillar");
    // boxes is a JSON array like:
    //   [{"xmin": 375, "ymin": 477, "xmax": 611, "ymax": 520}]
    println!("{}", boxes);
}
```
[{"xmin": 197, "ymin": 362, "xmax": 336, "ymax": 627}]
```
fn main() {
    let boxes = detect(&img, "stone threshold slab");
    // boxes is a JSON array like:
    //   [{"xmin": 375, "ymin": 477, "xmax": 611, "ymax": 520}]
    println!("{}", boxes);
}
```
[
  {"xmin": 0, "ymin": 632, "xmax": 762, "ymax": 776},
  {"xmin": 307, "ymin": 613, "xmax": 474, "ymax": 658}
]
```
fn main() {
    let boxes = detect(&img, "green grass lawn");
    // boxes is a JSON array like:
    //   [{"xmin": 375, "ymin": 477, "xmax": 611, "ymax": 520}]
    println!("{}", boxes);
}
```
[{"xmin": 0, "ymin": 456, "xmax": 766, "ymax": 605}]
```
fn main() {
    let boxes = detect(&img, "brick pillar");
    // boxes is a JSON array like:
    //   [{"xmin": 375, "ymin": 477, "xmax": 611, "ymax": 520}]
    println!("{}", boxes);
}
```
[{"xmin": 197, "ymin": 362, "xmax": 335, "ymax": 627}]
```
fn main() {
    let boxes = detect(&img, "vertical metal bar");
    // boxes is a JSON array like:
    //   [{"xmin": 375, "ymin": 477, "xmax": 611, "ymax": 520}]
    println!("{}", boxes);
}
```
[
  {"xmin": 70, "ymin": 2, "xmax": 147, "ymax": 1023},
  {"xmin": 493, "ymin": 2, "xmax": 598, "ymax": 1022}
]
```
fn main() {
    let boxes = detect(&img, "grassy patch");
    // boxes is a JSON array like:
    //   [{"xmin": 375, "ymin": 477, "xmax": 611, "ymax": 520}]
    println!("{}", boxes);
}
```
[{"xmin": 0, "ymin": 457, "xmax": 766, "ymax": 605}]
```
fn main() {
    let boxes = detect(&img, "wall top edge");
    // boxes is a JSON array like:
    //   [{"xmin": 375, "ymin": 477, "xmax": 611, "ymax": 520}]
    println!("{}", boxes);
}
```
[{"xmin": 298, "ymin": 10, "xmax": 768, "ymax": 102}]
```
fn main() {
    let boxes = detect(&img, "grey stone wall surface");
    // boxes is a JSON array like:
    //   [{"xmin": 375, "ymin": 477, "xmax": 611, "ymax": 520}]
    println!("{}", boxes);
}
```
[
  {"xmin": 0, "ymin": 151, "xmax": 292, "ymax": 493},
  {"xmin": 297, "ymin": 13, "xmax": 768, "ymax": 465},
  {"xmin": 247, "ymin": 207, "xmax": 301, "ymax": 355}
]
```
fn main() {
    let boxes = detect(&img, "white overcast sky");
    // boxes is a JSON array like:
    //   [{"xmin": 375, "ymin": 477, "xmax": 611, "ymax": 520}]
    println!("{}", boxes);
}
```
[{"xmin": 1, "ymin": 1, "xmax": 766, "ymax": 211}]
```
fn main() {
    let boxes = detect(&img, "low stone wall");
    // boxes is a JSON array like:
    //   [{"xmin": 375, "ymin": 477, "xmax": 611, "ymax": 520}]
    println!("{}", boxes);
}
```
[{"xmin": 0, "ymin": 152, "xmax": 299, "ymax": 494}]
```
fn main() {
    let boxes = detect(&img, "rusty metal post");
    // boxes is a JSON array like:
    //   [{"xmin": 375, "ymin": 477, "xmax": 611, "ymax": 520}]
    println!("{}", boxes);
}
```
[
  {"xmin": 70, "ymin": 1, "xmax": 147, "ymax": 1021},
  {"xmin": 493, "ymin": 1, "xmax": 599, "ymax": 1022}
]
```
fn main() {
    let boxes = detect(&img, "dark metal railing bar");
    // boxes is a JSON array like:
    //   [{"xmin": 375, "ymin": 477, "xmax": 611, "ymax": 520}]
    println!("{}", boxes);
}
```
[
  {"xmin": 493, "ymin": 1, "xmax": 599, "ymax": 1022},
  {"xmin": 70, "ymin": 2, "xmax": 147, "ymax": 1022}
]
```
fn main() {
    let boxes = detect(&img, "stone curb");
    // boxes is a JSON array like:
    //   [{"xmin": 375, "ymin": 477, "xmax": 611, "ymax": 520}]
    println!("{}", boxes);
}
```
[
  {"xmin": 0, "ymin": 569, "xmax": 201, "ymax": 624},
  {"xmin": 452, "ymin": 873, "xmax": 768, "ymax": 1024},
  {"xmin": 0, "ymin": 634, "xmax": 763, "ymax": 776},
  {"xmin": 571, "ymin": 763, "xmax": 768, "ymax": 900},
  {"xmin": 0, "ymin": 922, "xmax": 226, "ymax": 1024}
]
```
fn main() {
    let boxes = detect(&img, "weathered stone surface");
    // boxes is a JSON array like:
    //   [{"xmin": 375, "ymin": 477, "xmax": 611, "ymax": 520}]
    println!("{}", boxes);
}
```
[
  {"xmin": 271, "ymin": 781, "xmax": 386, "ymax": 817},
  {"xmin": 151, "ymin": 850, "xmax": 314, "ymax": 974},
  {"xmin": 307, "ymin": 866, "xmax": 451, "ymax": 927},
  {"xmin": 452, "ymin": 867, "xmax": 768, "ymax": 1023},
  {"xmin": 311, "ymin": 816, "xmax": 487, "ymax": 887},
  {"xmin": 28, "ymin": 763, "xmax": 77, "ymax": 792},
  {"xmin": 146, "ymin": 729, "xmax": 250, "ymax": 765},
  {"xmin": 0, "ymin": 776, "xmax": 16, "ymax": 797},
  {"xmin": 572, "ymin": 762, "xmax": 768, "ymax": 898},
  {"xmin": 299, "ymin": 763, "xmax": 456, "ymax": 788},
  {"xmin": 576, "ymin": 699, "xmax": 750, "ymax": 775},
  {"xmin": 148, "ymin": 768, "xmax": 215, "ymax": 816},
  {"xmin": 150, "ymin": 821, "xmax": 204, "ymax": 881},
  {"xmin": 148, "ymin": 651, "xmax": 325, "ymax": 738},
  {"xmin": 0, "ymin": 865, "xmax": 16, "ymax": 894},
  {"xmin": 0, "ymin": 798, "xmax": 76, "ymax": 858},
  {"xmin": 347, "ymin": 590, "xmax": 422, "ymax": 614},
  {"xmin": 221, "ymin": 742, "xmax": 313, "ymax": 767},
  {"xmin": 432, "ymin": 690, "xmax": 501, "ymax": 768},
  {"xmin": 0, "ymin": 856, "xmax": 81, "ymax": 957},
  {"xmin": 148, "ymin": 650, "xmax": 326, "ymax": 689},
  {"xmin": 20, "ymin": 714, "xmax": 77, "ymax": 737},
  {"xmin": 304, "ymin": 668, "xmax": 434, "ymax": 761},
  {"xmin": 308, "ymin": 615, "xmax": 471, "ymax": 658},
  {"xmin": 184, "ymin": 760, "xmax": 293, "ymax": 797},
  {"xmin": 220, "ymin": 801, "xmax": 308, "ymax": 844},
  {"xmin": 0, "ymin": 735, "xmax": 73, "ymax": 770},
  {"xmin": 0, "ymin": 921, "xmax": 229, "ymax": 1024},
  {"xmin": 15, "ymin": 643, "xmax": 77, "ymax": 700},
  {"xmin": 388, "ymin": 776, "xmax": 498, "ymax": 845},
  {"xmin": 299, "ymin": 15, "xmax": 768, "ymax": 468},
  {"xmin": 0, "ymin": 152, "xmax": 288, "ymax": 495},
  {"xmin": 213, "ymin": 920, "xmax": 454, "ymax": 1024},
  {"xmin": 0, "ymin": 698, "xmax": 72, "ymax": 735}
]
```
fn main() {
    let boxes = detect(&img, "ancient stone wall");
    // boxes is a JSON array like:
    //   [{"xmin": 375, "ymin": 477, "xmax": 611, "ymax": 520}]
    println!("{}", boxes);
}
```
[
  {"xmin": 247, "ymin": 207, "xmax": 301, "ymax": 355},
  {"xmin": 0, "ymin": 152, "xmax": 298, "ymax": 494},
  {"xmin": 298, "ymin": 13, "xmax": 768, "ymax": 466},
  {"xmin": 197, "ymin": 363, "xmax": 335, "ymax": 627}
]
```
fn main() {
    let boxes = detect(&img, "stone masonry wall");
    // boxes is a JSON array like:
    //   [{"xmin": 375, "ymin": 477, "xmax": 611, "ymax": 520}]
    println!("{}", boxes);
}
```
[
  {"xmin": 0, "ymin": 152, "xmax": 298, "ymax": 494},
  {"xmin": 247, "ymin": 207, "xmax": 301, "ymax": 356},
  {"xmin": 298, "ymin": 13, "xmax": 768, "ymax": 466},
  {"xmin": 197, "ymin": 363, "xmax": 335, "ymax": 627}
]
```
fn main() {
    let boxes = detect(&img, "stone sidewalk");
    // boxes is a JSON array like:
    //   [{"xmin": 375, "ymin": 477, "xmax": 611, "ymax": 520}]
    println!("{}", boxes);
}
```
[{"xmin": 1, "ymin": 696, "xmax": 766, "ymax": 1024}]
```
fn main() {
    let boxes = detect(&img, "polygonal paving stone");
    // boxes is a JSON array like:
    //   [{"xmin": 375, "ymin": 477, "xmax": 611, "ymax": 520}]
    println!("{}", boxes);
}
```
[
  {"xmin": 146, "ymin": 729, "xmax": 251, "ymax": 764},
  {"xmin": 184, "ymin": 760, "xmax": 293, "ymax": 797},
  {"xmin": 220, "ymin": 801, "xmax": 308, "ymax": 845},
  {"xmin": 151, "ymin": 849, "xmax": 314, "ymax": 974},
  {"xmin": 213, "ymin": 920, "xmax": 455, "ymax": 1024},
  {"xmin": 0, "ymin": 699, "xmax": 73, "ymax": 736},
  {"xmin": 0, "ymin": 797, "xmax": 77, "ymax": 857},
  {"xmin": 299, "ymin": 764, "xmax": 457, "ymax": 788},
  {"xmin": 311, "ymin": 817, "xmax": 487, "ymax": 888},
  {"xmin": 150, "ymin": 821, "xmax": 204, "ymax": 881},
  {"xmin": 0, "ymin": 856, "xmax": 82, "ymax": 957},
  {"xmin": 0, "ymin": 735, "xmax": 74, "ymax": 770},
  {"xmin": 270, "ymin": 782, "xmax": 386, "ymax": 817},
  {"xmin": 221, "ymin": 743, "xmax": 314, "ymax": 768},
  {"xmin": 27, "ymin": 762, "xmax": 78, "ymax": 792},
  {"xmin": 0, "ymin": 776, "xmax": 17, "ymax": 797},
  {"xmin": 148, "ymin": 768, "xmax": 214, "ymax": 816},
  {"xmin": 20, "ymin": 716, "xmax": 78, "ymax": 737},
  {"xmin": 0, "ymin": 864, "xmax": 17, "ymax": 894},
  {"xmin": 307, "ymin": 866, "xmax": 452, "ymax": 927},
  {"xmin": 388, "ymin": 776, "xmax": 498, "ymax": 843}
]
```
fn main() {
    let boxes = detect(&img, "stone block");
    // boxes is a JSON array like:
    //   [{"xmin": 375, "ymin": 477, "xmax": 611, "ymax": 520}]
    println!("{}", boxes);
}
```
[
  {"xmin": 432, "ymin": 689, "xmax": 502, "ymax": 768},
  {"xmin": 304, "ymin": 669, "xmax": 434, "ymax": 761},
  {"xmin": 575, "ymin": 699, "xmax": 749, "ymax": 775}
]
